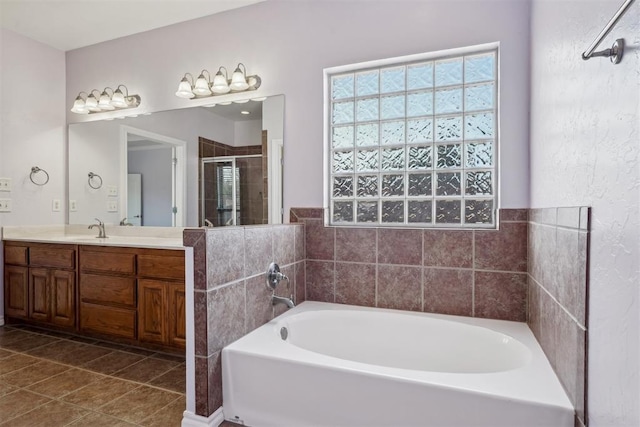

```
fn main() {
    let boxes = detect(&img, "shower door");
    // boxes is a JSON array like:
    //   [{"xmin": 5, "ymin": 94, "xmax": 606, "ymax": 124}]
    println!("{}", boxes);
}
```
[{"xmin": 201, "ymin": 155, "xmax": 263, "ymax": 226}]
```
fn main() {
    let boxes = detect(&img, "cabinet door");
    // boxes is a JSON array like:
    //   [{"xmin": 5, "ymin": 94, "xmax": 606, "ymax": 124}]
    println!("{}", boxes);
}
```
[
  {"xmin": 138, "ymin": 279, "xmax": 168, "ymax": 345},
  {"xmin": 4, "ymin": 265, "xmax": 28, "ymax": 318},
  {"xmin": 50, "ymin": 270, "xmax": 75, "ymax": 327},
  {"xmin": 29, "ymin": 268, "xmax": 50, "ymax": 322},
  {"xmin": 168, "ymin": 283, "xmax": 186, "ymax": 349}
]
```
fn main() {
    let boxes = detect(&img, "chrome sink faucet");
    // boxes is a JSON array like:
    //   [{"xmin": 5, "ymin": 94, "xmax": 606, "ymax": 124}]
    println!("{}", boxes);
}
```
[
  {"xmin": 89, "ymin": 218, "xmax": 107, "ymax": 238},
  {"xmin": 266, "ymin": 262, "xmax": 295, "ymax": 309}
]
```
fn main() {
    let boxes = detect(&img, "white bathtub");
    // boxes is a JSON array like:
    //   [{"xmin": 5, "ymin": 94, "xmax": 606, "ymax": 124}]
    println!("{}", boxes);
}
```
[{"xmin": 222, "ymin": 301, "xmax": 573, "ymax": 427}]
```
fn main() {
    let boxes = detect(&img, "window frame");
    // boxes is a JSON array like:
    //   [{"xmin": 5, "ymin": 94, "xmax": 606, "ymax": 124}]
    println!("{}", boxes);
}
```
[{"xmin": 323, "ymin": 42, "xmax": 500, "ymax": 229}]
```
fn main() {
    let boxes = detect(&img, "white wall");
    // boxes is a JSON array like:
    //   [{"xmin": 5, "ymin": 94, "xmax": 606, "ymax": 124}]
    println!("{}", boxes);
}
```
[
  {"xmin": 66, "ymin": 0, "xmax": 531, "ymax": 213},
  {"xmin": 234, "ymin": 119, "xmax": 262, "ymax": 147},
  {"xmin": 0, "ymin": 28, "xmax": 66, "ymax": 320},
  {"xmin": 128, "ymin": 147, "xmax": 173, "ymax": 226},
  {"xmin": 530, "ymin": 1, "xmax": 639, "ymax": 425}
]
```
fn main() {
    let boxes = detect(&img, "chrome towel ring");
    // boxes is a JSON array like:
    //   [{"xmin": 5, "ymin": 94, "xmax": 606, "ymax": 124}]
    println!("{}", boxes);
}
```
[
  {"xmin": 88, "ymin": 172, "xmax": 103, "ymax": 189},
  {"xmin": 30, "ymin": 166, "xmax": 50, "ymax": 186}
]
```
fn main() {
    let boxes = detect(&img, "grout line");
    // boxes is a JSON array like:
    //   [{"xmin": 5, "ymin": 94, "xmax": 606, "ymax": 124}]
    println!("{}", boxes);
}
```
[
  {"xmin": 529, "ymin": 274, "xmax": 586, "ymax": 330},
  {"xmin": 472, "ymin": 230, "xmax": 476, "ymax": 317},
  {"xmin": 421, "ymin": 231, "xmax": 425, "ymax": 312}
]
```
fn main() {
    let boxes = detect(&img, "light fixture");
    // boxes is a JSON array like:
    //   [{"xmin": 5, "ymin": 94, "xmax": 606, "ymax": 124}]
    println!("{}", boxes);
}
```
[
  {"xmin": 176, "ymin": 63, "xmax": 261, "ymax": 100},
  {"xmin": 193, "ymin": 70, "xmax": 212, "ymax": 96},
  {"xmin": 98, "ymin": 88, "xmax": 115, "ymax": 110},
  {"xmin": 70, "ymin": 84, "xmax": 141, "ymax": 115},
  {"xmin": 175, "ymin": 74, "xmax": 195, "ymax": 99},
  {"xmin": 85, "ymin": 90, "xmax": 101, "ymax": 112},
  {"xmin": 230, "ymin": 63, "xmax": 249, "ymax": 91},
  {"xmin": 211, "ymin": 67, "xmax": 230, "ymax": 94},
  {"xmin": 70, "ymin": 92, "xmax": 90, "ymax": 114},
  {"xmin": 240, "ymin": 110, "xmax": 250, "ymax": 115}
]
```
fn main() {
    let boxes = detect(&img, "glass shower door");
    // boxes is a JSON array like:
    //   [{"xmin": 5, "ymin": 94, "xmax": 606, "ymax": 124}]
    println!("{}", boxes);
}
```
[{"xmin": 201, "ymin": 155, "xmax": 264, "ymax": 226}]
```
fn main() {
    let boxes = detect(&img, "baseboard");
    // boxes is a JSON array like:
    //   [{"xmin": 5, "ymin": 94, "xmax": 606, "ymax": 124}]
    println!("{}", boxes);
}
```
[{"xmin": 181, "ymin": 408, "xmax": 225, "ymax": 427}]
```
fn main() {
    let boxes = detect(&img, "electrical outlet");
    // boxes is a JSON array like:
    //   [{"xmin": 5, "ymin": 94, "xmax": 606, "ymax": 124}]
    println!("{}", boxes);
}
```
[
  {"xmin": 52, "ymin": 199, "xmax": 61, "ymax": 212},
  {"xmin": 0, "ymin": 178, "xmax": 11, "ymax": 192},
  {"xmin": 0, "ymin": 199, "xmax": 12, "ymax": 212},
  {"xmin": 69, "ymin": 200, "xmax": 77, "ymax": 212},
  {"xmin": 107, "ymin": 185, "xmax": 118, "ymax": 197},
  {"xmin": 107, "ymin": 200, "xmax": 118, "ymax": 212}
]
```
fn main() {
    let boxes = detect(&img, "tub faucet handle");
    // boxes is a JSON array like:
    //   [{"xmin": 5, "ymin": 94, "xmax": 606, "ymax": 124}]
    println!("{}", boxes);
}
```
[{"xmin": 266, "ymin": 262, "xmax": 288, "ymax": 290}]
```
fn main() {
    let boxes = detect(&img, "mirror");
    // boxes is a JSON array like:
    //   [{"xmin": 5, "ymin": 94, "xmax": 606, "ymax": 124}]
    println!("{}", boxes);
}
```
[{"xmin": 68, "ymin": 95, "xmax": 284, "ymax": 227}]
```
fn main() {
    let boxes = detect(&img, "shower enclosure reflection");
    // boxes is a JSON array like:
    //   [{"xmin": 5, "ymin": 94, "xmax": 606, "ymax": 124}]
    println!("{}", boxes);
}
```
[{"xmin": 202, "ymin": 156, "xmax": 265, "ymax": 226}]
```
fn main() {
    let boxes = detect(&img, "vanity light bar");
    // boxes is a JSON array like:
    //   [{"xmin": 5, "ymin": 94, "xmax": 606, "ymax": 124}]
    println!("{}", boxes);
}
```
[
  {"xmin": 175, "ymin": 63, "xmax": 262, "ymax": 100},
  {"xmin": 70, "ymin": 84, "xmax": 141, "ymax": 115}
]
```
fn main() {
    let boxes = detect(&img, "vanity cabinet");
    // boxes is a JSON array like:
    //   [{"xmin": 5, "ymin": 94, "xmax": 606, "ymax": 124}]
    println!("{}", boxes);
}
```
[
  {"xmin": 137, "ymin": 252, "xmax": 186, "ymax": 348},
  {"xmin": 78, "ymin": 245, "xmax": 186, "ymax": 349},
  {"xmin": 4, "ymin": 240, "xmax": 185, "ymax": 351},
  {"xmin": 79, "ymin": 246, "xmax": 138, "ymax": 339},
  {"xmin": 4, "ymin": 243, "xmax": 29, "ymax": 318},
  {"xmin": 3, "ymin": 242, "xmax": 76, "ymax": 328}
]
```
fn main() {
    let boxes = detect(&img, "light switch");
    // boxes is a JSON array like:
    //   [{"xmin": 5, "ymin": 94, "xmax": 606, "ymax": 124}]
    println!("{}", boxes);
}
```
[
  {"xmin": 0, "ymin": 178, "xmax": 11, "ymax": 192},
  {"xmin": 0, "ymin": 199, "xmax": 12, "ymax": 212},
  {"xmin": 69, "ymin": 200, "xmax": 77, "ymax": 212},
  {"xmin": 107, "ymin": 185, "xmax": 118, "ymax": 197},
  {"xmin": 107, "ymin": 200, "xmax": 118, "ymax": 212}
]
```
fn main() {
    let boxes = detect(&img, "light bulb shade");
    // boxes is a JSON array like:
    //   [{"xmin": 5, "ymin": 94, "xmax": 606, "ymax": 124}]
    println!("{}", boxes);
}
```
[
  {"xmin": 212, "ymin": 72, "xmax": 230, "ymax": 94},
  {"xmin": 98, "ymin": 92, "xmax": 115, "ymax": 110},
  {"xmin": 193, "ymin": 76, "xmax": 212, "ymax": 97},
  {"xmin": 230, "ymin": 67, "xmax": 249, "ymax": 91},
  {"xmin": 70, "ymin": 96, "xmax": 89, "ymax": 114},
  {"xmin": 175, "ymin": 78, "xmax": 195, "ymax": 99},
  {"xmin": 110, "ymin": 89, "xmax": 127, "ymax": 108},
  {"xmin": 85, "ymin": 94, "xmax": 100, "ymax": 112}
]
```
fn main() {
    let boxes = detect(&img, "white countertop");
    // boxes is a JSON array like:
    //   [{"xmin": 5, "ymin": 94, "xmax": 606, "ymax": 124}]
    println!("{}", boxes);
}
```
[{"xmin": 1, "ymin": 225, "xmax": 189, "ymax": 250}]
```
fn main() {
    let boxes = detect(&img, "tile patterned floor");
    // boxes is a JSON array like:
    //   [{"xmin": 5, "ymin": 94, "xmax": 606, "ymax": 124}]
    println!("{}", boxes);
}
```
[{"xmin": 0, "ymin": 324, "xmax": 185, "ymax": 426}]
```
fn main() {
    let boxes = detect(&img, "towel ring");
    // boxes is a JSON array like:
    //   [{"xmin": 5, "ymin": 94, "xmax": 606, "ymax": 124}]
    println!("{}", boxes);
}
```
[
  {"xmin": 88, "ymin": 172, "xmax": 103, "ymax": 189},
  {"xmin": 30, "ymin": 166, "xmax": 50, "ymax": 186}
]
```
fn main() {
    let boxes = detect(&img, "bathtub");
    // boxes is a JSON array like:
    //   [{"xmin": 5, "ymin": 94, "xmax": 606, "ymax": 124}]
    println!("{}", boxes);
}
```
[{"xmin": 222, "ymin": 301, "xmax": 573, "ymax": 427}]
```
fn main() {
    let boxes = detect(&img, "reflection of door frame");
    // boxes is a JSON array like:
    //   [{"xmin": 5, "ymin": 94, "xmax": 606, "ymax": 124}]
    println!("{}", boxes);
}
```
[
  {"xmin": 269, "ymin": 138, "xmax": 284, "ymax": 224},
  {"xmin": 119, "ymin": 125, "xmax": 187, "ymax": 227}
]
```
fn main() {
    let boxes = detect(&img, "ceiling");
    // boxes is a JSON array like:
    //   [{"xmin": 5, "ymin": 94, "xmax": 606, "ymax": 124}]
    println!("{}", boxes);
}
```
[{"xmin": 0, "ymin": 0, "xmax": 265, "ymax": 51}]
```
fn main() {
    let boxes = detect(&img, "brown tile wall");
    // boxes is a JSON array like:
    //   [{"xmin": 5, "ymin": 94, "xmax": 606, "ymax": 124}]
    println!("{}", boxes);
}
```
[
  {"xmin": 291, "ymin": 208, "xmax": 528, "ymax": 321},
  {"xmin": 183, "ymin": 224, "xmax": 305, "ymax": 417},
  {"xmin": 184, "ymin": 206, "xmax": 589, "ymax": 421},
  {"xmin": 528, "ymin": 207, "xmax": 589, "ymax": 426}
]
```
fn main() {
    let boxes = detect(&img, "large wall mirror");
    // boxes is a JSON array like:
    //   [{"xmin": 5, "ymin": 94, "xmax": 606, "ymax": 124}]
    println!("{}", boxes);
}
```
[{"xmin": 68, "ymin": 95, "xmax": 284, "ymax": 227}]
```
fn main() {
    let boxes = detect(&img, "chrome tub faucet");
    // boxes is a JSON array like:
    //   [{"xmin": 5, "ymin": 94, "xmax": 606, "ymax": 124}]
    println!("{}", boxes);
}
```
[{"xmin": 266, "ymin": 262, "xmax": 295, "ymax": 309}]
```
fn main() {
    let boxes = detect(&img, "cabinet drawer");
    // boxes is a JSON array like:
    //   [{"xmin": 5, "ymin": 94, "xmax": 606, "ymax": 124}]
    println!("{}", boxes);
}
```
[
  {"xmin": 80, "ymin": 302, "xmax": 136, "ymax": 339},
  {"xmin": 4, "ymin": 245, "xmax": 28, "ymax": 266},
  {"xmin": 80, "ymin": 273, "xmax": 136, "ymax": 307},
  {"xmin": 81, "ymin": 250, "xmax": 135, "ymax": 275},
  {"xmin": 30, "ymin": 246, "xmax": 75, "ymax": 269},
  {"xmin": 138, "ymin": 253, "xmax": 184, "ymax": 280}
]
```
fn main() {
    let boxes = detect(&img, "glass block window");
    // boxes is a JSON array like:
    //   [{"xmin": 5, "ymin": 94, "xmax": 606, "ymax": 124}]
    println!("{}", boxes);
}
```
[{"xmin": 327, "ymin": 46, "xmax": 497, "ymax": 228}]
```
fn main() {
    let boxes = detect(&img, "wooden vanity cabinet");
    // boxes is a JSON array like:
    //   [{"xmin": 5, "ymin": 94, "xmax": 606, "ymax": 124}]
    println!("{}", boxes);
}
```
[
  {"xmin": 79, "ymin": 246, "xmax": 138, "ymax": 340},
  {"xmin": 78, "ymin": 246, "xmax": 186, "ymax": 350},
  {"xmin": 4, "ymin": 243, "xmax": 29, "ymax": 318},
  {"xmin": 4, "ymin": 241, "xmax": 185, "ymax": 351},
  {"xmin": 137, "ymin": 251, "xmax": 186, "ymax": 349},
  {"xmin": 3, "ymin": 242, "xmax": 76, "ymax": 328}
]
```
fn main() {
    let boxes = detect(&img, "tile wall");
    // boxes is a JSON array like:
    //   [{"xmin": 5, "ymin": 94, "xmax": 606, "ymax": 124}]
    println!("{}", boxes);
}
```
[
  {"xmin": 184, "ymin": 206, "xmax": 589, "ymax": 423},
  {"xmin": 291, "ymin": 208, "xmax": 529, "ymax": 321},
  {"xmin": 183, "ymin": 224, "xmax": 305, "ymax": 417},
  {"xmin": 528, "ymin": 207, "xmax": 590, "ymax": 427}
]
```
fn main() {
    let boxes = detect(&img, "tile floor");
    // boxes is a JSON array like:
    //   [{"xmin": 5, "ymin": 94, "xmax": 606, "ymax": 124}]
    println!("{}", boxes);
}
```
[{"xmin": 0, "ymin": 324, "xmax": 185, "ymax": 426}]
